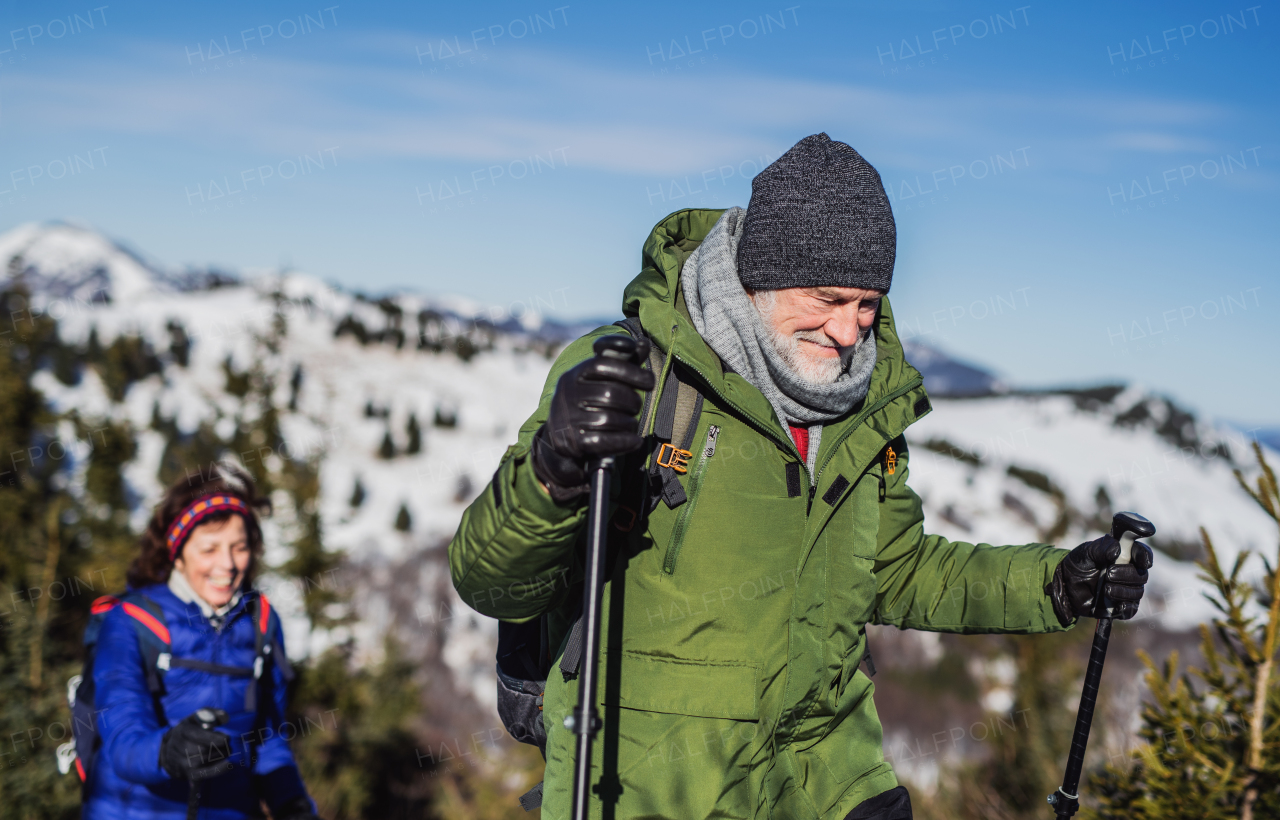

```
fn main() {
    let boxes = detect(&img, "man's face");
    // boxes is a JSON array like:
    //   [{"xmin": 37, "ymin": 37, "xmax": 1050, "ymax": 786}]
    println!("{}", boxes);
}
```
[{"xmin": 749, "ymin": 286, "xmax": 884, "ymax": 384}]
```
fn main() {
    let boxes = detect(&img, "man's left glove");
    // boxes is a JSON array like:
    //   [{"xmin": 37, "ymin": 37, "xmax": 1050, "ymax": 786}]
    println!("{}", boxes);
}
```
[
  {"xmin": 1049, "ymin": 534, "xmax": 1154, "ymax": 626},
  {"xmin": 531, "ymin": 334, "xmax": 654, "ymax": 503}
]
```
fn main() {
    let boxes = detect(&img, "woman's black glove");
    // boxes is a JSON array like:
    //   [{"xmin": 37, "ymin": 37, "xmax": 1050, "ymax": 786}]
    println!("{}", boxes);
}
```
[
  {"xmin": 532, "ymin": 334, "xmax": 654, "ymax": 503},
  {"xmin": 160, "ymin": 708, "xmax": 234, "ymax": 781},
  {"xmin": 1049, "ymin": 534, "xmax": 1154, "ymax": 626}
]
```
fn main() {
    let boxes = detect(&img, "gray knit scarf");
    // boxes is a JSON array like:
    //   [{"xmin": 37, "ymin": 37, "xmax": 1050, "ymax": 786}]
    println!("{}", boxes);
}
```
[{"xmin": 681, "ymin": 207, "xmax": 877, "ymax": 474}]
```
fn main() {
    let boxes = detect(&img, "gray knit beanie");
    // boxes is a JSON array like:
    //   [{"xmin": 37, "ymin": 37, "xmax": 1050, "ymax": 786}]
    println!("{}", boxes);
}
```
[{"xmin": 737, "ymin": 133, "xmax": 895, "ymax": 293}]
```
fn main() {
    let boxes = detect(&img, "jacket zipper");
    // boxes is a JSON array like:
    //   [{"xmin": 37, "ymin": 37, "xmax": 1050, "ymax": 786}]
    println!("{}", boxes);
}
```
[
  {"xmin": 670, "ymin": 353, "xmax": 921, "ymax": 502},
  {"xmin": 814, "ymin": 377, "xmax": 924, "ymax": 486},
  {"xmin": 662, "ymin": 424, "xmax": 720, "ymax": 575}
]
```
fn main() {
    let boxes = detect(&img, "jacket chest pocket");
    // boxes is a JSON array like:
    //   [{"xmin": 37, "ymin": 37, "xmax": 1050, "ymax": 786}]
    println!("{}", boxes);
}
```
[
  {"xmin": 823, "ymin": 475, "xmax": 880, "ymax": 650},
  {"xmin": 660, "ymin": 424, "xmax": 720, "ymax": 575}
]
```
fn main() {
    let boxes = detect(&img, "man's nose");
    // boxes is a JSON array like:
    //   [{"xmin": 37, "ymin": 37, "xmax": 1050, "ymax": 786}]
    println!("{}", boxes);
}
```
[{"xmin": 825, "ymin": 304, "xmax": 863, "ymax": 348}]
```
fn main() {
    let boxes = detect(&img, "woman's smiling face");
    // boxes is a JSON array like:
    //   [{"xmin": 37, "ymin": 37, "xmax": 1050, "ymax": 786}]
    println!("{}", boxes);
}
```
[{"xmin": 173, "ymin": 515, "xmax": 250, "ymax": 608}]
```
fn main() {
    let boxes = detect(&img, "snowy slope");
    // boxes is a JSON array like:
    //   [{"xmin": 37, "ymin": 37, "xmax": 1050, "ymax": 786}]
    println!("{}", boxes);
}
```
[
  {"xmin": 904, "ymin": 389, "xmax": 1275, "ymax": 631},
  {"xmin": 6, "ymin": 222, "xmax": 1276, "ymax": 714},
  {"xmin": 0, "ymin": 221, "xmax": 174, "ymax": 306}
]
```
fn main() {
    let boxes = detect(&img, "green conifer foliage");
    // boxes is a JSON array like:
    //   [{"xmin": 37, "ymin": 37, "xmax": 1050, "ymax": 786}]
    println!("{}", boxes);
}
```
[
  {"xmin": 288, "ymin": 639, "xmax": 432, "ymax": 819},
  {"xmin": 0, "ymin": 286, "xmax": 135, "ymax": 819},
  {"xmin": 378, "ymin": 430, "xmax": 396, "ymax": 460},
  {"xmin": 394, "ymin": 503, "xmax": 412, "ymax": 532},
  {"xmin": 406, "ymin": 413, "xmax": 422, "ymax": 455},
  {"xmin": 1085, "ymin": 443, "xmax": 1280, "ymax": 820},
  {"xmin": 96, "ymin": 335, "xmax": 162, "ymax": 402}
]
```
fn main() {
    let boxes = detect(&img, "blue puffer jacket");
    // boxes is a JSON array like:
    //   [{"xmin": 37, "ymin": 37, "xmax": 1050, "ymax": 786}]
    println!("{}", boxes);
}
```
[{"xmin": 85, "ymin": 583, "xmax": 314, "ymax": 820}]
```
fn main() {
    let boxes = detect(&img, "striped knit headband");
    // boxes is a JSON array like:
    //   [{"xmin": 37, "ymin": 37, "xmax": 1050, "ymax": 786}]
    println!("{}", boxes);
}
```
[{"xmin": 167, "ymin": 494, "xmax": 252, "ymax": 560}]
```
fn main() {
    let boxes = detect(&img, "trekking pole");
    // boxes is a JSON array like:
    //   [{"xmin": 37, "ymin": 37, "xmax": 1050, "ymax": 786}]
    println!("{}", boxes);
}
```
[
  {"xmin": 187, "ymin": 708, "xmax": 223, "ymax": 820},
  {"xmin": 1048, "ymin": 511, "xmax": 1156, "ymax": 818},
  {"xmin": 566, "ymin": 454, "xmax": 614, "ymax": 820}
]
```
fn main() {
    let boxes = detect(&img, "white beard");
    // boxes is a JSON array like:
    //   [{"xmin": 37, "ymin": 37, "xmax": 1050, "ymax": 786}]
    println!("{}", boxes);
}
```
[{"xmin": 754, "ymin": 291, "xmax": 860, "ymax": 386}]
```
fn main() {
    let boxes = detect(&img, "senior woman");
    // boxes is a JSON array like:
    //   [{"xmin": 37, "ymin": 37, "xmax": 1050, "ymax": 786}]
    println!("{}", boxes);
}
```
[{"xmin": 83, "ymin": 465, "xmax": 318, "ymax": 820}]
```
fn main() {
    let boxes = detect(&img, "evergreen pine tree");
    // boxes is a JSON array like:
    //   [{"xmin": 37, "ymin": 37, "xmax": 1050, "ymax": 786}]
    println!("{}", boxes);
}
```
[
  {"xmin": 433, "ymin": 405, "xmax": 457, "ymax": 429},
  {"xmin": 288, "ymin": 363, "xmax": 303, "ymax": 411},
  {"xmin": 1085, "ymin": 443, "xmax": 1280, "ymax": 820},
  {"xmin": 378, "ymin": 429, "xmax": 396, "ymax": 459},
  {"xmin": 406, "ymin": 413, "xmax": 422, "ymax": 455},
  {"xmin": 350, "ymin": 477, "xmax": 365, "ymax": 508},
  {"xmin": 394, "ymin": 503, "xmax": 412, "ymax": 532}
]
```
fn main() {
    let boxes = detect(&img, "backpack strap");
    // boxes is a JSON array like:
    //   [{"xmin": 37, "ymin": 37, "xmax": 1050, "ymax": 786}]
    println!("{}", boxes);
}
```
[
  {"xmin": 614, "ymin": 317, "xmax": 705, "ymax": 514},
  {"xmin": 118, "ymin": 594, "xmax": 171, "ymax": 698},
  {"xmin": 244, "ymin": 593, "xmax": 269, "ymax": 712}
]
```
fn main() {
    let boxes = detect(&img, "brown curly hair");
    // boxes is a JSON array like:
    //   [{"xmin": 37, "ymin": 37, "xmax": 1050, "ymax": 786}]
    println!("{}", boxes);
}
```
[{"xmin": 126, "ymin": 464, "xmax": 271, "ymax": 589}]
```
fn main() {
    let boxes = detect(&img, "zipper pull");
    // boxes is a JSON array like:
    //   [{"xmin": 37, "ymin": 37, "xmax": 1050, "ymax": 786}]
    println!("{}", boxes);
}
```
[
  {"xmin": 876, "ymin": 465, "xmax": 886, "ymax": 503},
  {"xmin": 703, "ymin": 425, "xmax": 720, "ymax": 459},
  {"xmin": 807, "ymin": 483, "xmax": 816, "ymax": 514}
]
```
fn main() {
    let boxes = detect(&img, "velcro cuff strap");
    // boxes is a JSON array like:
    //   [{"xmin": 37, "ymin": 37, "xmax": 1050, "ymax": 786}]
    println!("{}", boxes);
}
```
[
  {"xmin": 822, "ymin": 474, "xmax": 851, "ymax": 506},
  {"xmin": 559, "ymin": 615, "xmax": 586, "ymax": 680},
  {"xmin": 786, "ymin": 463, "xmax": 802, "ymax": 498},
  {"xmin": 518, "ymin": 781, "xmax": 544, "ymax": 811}
]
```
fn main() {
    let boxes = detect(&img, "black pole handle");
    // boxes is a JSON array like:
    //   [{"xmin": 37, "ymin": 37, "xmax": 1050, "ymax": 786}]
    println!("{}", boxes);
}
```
[
  {"xmin": 1049, "ymin": 512, "xmax": 1155, "ymax": 818},
  {"xmin": 187, "ymin": 708, "xmax": 227, "ymax": 820}
]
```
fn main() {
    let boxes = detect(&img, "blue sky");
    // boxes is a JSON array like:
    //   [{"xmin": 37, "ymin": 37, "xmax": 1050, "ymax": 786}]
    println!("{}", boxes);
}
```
[{"xmin": 0, "ymin": 1, "xmax": 1275, "ymax": 423}]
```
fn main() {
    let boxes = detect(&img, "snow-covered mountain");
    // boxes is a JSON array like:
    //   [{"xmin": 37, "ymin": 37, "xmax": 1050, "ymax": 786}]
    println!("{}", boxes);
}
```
[{"xmin": 4, "ymin": 222, "xmax": 1276, "ymax": 716}]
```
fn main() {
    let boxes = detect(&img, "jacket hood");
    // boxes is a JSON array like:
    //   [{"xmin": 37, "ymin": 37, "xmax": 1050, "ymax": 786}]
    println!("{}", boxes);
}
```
[{"xmin": 621, "ymin": 208, "xmax": 922, "ymax": 441}]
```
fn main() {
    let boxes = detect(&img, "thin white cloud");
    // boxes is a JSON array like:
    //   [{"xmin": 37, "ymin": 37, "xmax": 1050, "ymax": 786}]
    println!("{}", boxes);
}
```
[{"xmin": 0, "ymin": 30, "xmax": 1243, "ymax": 179}]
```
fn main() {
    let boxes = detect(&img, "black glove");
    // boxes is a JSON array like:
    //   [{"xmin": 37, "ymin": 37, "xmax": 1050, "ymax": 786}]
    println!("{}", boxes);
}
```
[
  {"xmin": 532, "ymin": 334, "xmax": 654, "ymax": 503},
  {"xmin": 1050, "ymin": 534, "xmax": 1154, "ymax": 625},
  {"xmin": 160, "ymin": 708, "xmax": 234, "ymax": 781},
  {"xmin": 271, "ymin": 796, "xmax": 321, "ymax": 820}
]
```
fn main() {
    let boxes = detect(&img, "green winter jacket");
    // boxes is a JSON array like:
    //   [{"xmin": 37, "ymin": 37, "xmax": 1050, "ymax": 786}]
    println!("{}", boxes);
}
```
[{"xmin": 449, "ymin": 208, "xmax": 1071, "ymax": 820}]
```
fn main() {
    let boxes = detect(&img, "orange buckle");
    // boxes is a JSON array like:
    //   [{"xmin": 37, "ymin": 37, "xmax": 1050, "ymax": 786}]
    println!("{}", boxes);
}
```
[
  {"xmin": 613, "ymin": 504, "xmax": 638, "ymax": 532},
  {"xmin": 885, "ymin": 446, "xmax": 897, "ymax": 475},
  {"xmin": 656, "ymin": 443, "xmax": 691, "ymax": 474}
]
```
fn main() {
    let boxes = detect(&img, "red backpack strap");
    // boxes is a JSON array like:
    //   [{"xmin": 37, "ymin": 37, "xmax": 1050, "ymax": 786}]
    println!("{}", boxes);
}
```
[
  {"xmin": 91, "ymin": 595, "xmax": 120, "ymax": 615},
  {"xmin": 258, "ymin": 593, "xmax": 271, "ymax": 636},
  {"xmin": 121, "ymin": 601, "xmax": 171, "ymax": 644},
  {"xmin": 118, "ymin": 594, "xmax": 172, "ymax": 697}
]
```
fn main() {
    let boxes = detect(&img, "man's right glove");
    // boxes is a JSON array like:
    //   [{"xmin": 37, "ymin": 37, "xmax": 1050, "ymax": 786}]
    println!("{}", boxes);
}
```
[
  {"xmin": 159, "ymin": 708, "xmax": 234, "ymax": 781},
  {"xmin": 532, "ymin": 334, "xmax": 654, "ymax": 502},
  {"xmin": 1049, "ymin": 534, "xmax": 1154, "ymax": 626}
]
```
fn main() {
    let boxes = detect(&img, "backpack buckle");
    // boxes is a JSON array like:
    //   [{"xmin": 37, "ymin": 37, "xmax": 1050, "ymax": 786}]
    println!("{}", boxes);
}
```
[
  {"xmin": 156, "ymin": 652, "xmax": 171, "ymax": 672},
  {"xmin": 655, "ymin": 443, "xmax": 691, "ymax": 474}
]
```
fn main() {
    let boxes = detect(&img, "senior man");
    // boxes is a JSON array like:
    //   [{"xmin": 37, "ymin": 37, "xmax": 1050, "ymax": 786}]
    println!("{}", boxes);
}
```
[{"xmin": 449, "ymin": 133, "xmax": 1152, "ymax": 820}]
